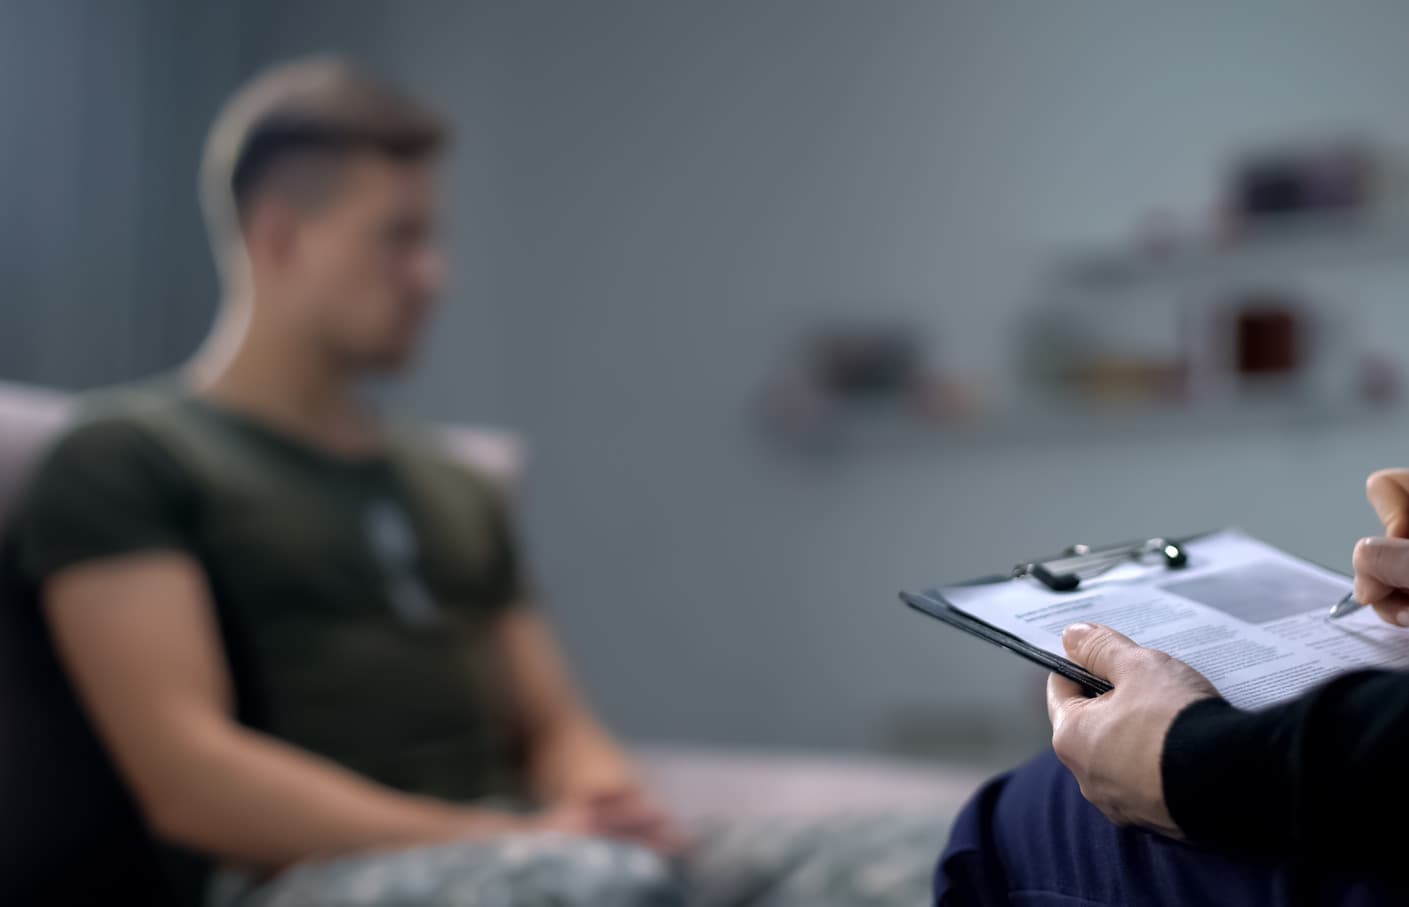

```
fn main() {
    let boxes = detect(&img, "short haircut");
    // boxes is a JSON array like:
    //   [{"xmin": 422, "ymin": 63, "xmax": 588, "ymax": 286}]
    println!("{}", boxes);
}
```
[{"xmin": 200, "ymin": 56, "xmax": 447, "ymax": 273}]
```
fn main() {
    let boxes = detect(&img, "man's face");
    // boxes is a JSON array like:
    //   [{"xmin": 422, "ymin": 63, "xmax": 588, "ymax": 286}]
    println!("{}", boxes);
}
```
[{"xmin": 282, "ymin": 155, "xmax": 445, "ymax": 372}]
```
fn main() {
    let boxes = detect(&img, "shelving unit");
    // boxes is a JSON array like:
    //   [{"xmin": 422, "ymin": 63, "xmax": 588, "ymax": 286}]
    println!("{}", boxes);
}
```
[
  {"xmin": 1022, "ymin": 214, "xmax": 1409, "ymax": 430},
  {"xmin": 764, "ymin": 216, "xmax": 1409, "ymax": 455}
]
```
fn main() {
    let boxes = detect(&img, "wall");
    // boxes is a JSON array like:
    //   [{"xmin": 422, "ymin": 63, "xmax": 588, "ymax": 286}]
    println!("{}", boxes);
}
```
[
  {"xmin": 0, "ymin": 0, "xmax": 247, "ymax": 388},
  {"xmin": 445, "ymin": 1, "xmax": 1409, "ymax": 754}
]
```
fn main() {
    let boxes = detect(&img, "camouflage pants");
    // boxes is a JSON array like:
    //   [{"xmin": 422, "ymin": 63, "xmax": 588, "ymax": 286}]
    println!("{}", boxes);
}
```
[{"xmin": 211, "ymin": 814, "xmax": 947, "ymax": 907}]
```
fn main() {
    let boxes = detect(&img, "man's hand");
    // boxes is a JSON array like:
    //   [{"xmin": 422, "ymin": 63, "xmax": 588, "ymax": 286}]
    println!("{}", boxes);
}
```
[
  {"xmin": 532, "ymin": 786, "xmax": 687, "ymax": 855},
  {"xmin": 494, "ymin": 609, "xmax": 688, "ymax": 855},
  {"xmin": 582, "ymin": 787, "xmax": 687, "ymax": 856},
  {"xmin": 1046, "ymin": 623, "xmax": 1218, "ymax": 837},
  {"xmin": 1356, "ymin": 469, "xmax": 1409, "ymax": 627}
]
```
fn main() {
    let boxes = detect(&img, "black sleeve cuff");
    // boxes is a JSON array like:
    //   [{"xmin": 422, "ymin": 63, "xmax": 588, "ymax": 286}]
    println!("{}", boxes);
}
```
[{"xmin": 1161, "ymin": 696, "xmax": 1290, "ymax": 855}]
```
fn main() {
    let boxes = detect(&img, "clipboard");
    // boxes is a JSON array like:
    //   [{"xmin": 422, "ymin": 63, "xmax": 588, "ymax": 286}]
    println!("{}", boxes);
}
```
[
  {"xmin": 902, "ymin": 589, "xmax": 1114, "ymax": 695},
  {"xmin": 900, "ymin": 535, "xmax": 1197, "ymax": 697}
]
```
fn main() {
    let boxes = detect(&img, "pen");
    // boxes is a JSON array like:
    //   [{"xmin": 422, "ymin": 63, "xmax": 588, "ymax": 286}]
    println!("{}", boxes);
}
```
[{"xmin": 1329, "ymin": 592, "xmax": 1365, "ymax": 620}]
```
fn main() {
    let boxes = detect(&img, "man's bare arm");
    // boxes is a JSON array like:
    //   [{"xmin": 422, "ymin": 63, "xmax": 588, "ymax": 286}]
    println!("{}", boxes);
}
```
[
  {"xmin": 494, "ymin": 607, "xmax": 686, "ymax": 853},
  {"xmin": 494, "ymin": 607, "xmax": 637, "ymax": 802},
  {"xmin": 45, "ymin": 552, "xmax": 525, "ymax": 869}
]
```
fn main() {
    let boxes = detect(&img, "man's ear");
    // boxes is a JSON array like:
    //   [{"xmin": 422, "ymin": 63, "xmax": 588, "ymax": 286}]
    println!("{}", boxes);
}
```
[{"xmin": 242, "ymin": 196, "xmax": 301, "ymax": 272}]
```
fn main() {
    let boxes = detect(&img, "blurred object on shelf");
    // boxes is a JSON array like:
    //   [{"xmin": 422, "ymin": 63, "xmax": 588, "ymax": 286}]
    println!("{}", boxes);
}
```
[
  {"xmin": 1015, "ymin": 284, "xmax": 1187, "ymax": 407},
  {"xmin": 1358, "ymin": 352, "xmax": 1402, "ymax": 405},
  {"xmin": 1227, "ymin": 293, "xmax": 1305, "ymax": 378},
  {"xmin": 1066, "ymin": 357, "xmax": 1185, "ymax": 404},
  {"xmin": 811, "ymin": 327, "xmax": 920, "ymax": 400},
  {"xmin": 1224, "ymin": 139, "xmax": 1409, "ymax": 233},
  {"xmin": 1232, "ymin": 143, "xmax": 1371, "ymax": 222},
  {"xmin": 914, "ymin": 373, "xmax": 981, "ymax": 424},
  {"xmin": 758, "ymin": 323, "xmax": 977, "ymax": 452},
  {"xmin": 1134, "ymin": 208, "xmax": 1190, "ymax": 257}
]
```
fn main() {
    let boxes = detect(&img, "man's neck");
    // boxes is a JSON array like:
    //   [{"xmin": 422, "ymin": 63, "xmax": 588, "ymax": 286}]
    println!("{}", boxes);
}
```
[{"xmin": 186, "ymin": 299, "xmax": 383, "ymax": 457}]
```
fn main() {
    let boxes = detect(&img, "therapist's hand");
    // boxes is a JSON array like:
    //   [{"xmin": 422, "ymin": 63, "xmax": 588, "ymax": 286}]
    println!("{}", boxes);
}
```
[
  {"xmin": 1357, "ymin": 469, "xmax": 1409, "ymax": 627},
  {"xmin": 1047, "ymin": 623, "xmax": 1218, "ymax": 837}
]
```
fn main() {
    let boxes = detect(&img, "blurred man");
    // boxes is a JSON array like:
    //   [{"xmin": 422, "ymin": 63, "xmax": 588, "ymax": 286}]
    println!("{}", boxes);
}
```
[
  {"xmin": 935, "ymin": 471, "xmax": 1409, "ymax": 905},
  {"xmin": 10, "ymin": 59, "xmax": 942, "ymax": 907},
  {"xmin": 11, "ymin": 57, "xmax": 682, "ymax": 907}
]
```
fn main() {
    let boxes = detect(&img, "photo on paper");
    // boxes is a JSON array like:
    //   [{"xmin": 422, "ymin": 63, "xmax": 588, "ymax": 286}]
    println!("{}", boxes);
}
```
[{"xmin": 1160, "ymin": 561, "xmax": 1348, "ymax": 625}]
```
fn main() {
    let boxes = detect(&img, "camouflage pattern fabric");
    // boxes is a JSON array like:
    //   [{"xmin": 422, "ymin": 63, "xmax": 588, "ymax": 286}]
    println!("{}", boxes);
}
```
[{"xmin": 211, "ymin": 813, "xmax": 949, "ymax": 907}]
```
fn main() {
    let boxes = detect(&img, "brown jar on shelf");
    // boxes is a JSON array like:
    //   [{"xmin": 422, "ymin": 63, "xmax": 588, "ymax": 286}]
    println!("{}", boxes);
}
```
[{"xmin": 1231, "ymin": 297, "xmax": 1303, "ymax": 376}]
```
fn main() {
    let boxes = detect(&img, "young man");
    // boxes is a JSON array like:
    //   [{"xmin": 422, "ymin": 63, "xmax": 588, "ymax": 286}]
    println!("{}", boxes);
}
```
[
  {"xmin": 10, "ymin": 58, "xmax": 943, "ymax": 907},
  {"xmin": 11, "ymin": 58, "xmax": 683, "ymax": 906}
]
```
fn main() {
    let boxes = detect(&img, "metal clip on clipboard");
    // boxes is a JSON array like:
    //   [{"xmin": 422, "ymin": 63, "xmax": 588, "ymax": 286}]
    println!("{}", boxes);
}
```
[
  {"xmin": 1012, "ymin": 537, "xmax": 1189, "ymax": 592},
  {"xmin": 902, "ymin": 535, "xmax": 1198, "ymax": 698}
]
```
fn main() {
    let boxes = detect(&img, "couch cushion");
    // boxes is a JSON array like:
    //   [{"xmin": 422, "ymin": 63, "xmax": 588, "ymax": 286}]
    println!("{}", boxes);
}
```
[{"xmin": 0, "ymin": 382, "xmax": 73, "ymax": 536}]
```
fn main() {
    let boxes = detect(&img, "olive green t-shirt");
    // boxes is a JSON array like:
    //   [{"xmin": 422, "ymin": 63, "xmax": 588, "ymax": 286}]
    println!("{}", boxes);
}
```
[{"xmin": 13, "ymin": 389, "xmax": 529, "ymax": 803}]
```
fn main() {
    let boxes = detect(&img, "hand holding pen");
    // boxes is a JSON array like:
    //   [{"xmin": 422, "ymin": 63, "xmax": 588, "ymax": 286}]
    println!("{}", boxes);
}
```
[{"xmin": 1334, "ymin": 469, "xmax": 1409, "ymax": 624}]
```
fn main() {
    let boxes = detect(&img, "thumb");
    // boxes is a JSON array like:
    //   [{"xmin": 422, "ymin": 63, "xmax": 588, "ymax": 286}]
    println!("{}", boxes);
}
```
[
  {"xmin": 1061, "ymin": 622, "xmax": 1142, "ymax": 682},
  {"xmin": 1353, "ymin": 536, "xmax": 1409, "ymax": 598},
  {"xmin": 1367, "ymin": 470, "xmax": 1409, "ymax": 538}
]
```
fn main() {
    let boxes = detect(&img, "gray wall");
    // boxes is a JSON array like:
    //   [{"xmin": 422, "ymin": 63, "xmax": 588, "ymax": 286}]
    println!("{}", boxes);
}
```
[
  {"xmin": 0, "ymin": 0, "xmax": 249, "ymax": 387},
  {"xmin": 421, "ymin": 2, "xmax": 1409, "ymax": 753},
  {"xmin": 10, "ymin": 1, "xmax": 1409, "ymax": 757}
]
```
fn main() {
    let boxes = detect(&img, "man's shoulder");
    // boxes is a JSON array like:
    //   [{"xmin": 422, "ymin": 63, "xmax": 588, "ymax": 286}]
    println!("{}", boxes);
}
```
[
  {"xmin": 43, "ymin": 384, "xmax": 196, "ymax": 471},
  {"xmin": 8, "ymin": 386, "xmax": 204, "ymax": 584},
  {"xmin": 391, "ymin": 429, "xmax": 506, "ymax": 502},
  {"xmin": 45, "ymin": 383, "xmax": 184, "ymax": 453}
]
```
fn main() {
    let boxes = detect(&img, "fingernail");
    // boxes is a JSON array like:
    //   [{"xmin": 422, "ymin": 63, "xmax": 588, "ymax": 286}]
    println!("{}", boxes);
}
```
[
  {"xmin": 1063, "ymin": 622, "xmax": 1095, "ymax": 640},
  {"xmin": 1396, "ymin": 611, "xmax": 1409, "ymax": 628},
  {"xmin": 1362, "ymin": 537, "xmax": 1382, "ymax": 547}
]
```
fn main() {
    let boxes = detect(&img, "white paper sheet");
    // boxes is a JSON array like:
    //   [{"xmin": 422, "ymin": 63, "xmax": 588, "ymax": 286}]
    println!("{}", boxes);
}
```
[{"xmin": 937, "ymin": 530, "xmax": 1409, "ymax": 709}]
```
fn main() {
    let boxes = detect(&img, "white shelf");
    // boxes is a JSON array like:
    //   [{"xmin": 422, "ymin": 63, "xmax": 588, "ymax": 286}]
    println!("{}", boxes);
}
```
[
  {"xmin": 941, "ymin": 398, "xmax": 1392, "ymax": 446},
  {"xmin": 775, "ymin": 396, "xmax": 1397, "ymax": 454},
  {"xmin": 1055, "ymin": 215, "xmax": 1409, "ymax": 290}
]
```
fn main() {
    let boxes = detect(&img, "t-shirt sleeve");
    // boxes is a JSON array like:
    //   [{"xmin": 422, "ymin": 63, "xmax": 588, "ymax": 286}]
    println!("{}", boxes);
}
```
[
  {"xmin": 481, "ymin": 486, "xmax": 531, "ymax": 611},
  {"xmin": 14, "ymin": 416, "xmax": 196, "ymax": 583}
]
